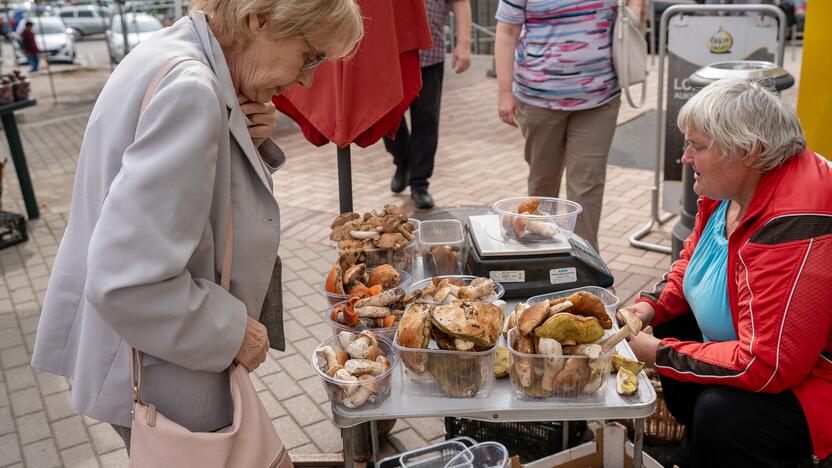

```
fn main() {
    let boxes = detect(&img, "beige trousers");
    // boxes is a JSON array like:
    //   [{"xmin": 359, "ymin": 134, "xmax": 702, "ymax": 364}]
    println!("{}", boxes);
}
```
[{"xmin": 517, "ymin": 96, "xmax": 621, "ymax": 250}]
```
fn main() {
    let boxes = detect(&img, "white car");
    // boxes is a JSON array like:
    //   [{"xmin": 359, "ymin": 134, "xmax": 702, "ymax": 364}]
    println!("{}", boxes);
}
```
[
  {"xmin": 12, "ymin": 16, "xmax": 77, "ymax": 64},
  {"xmin": 106, "ymin": 13, "xmax": 162, "ymax": 63}
]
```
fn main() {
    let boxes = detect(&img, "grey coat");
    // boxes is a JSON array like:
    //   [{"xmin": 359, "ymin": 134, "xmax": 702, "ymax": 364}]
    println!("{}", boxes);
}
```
[{"xmin": 31, "ymin": 12, "xmax": 285, "ymax": 431}]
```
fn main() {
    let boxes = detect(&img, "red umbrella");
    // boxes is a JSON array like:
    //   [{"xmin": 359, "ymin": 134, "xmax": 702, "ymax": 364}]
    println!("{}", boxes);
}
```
[{"xmin": 273, "ymin": 0, "xmax": 432, "ymax": 212}]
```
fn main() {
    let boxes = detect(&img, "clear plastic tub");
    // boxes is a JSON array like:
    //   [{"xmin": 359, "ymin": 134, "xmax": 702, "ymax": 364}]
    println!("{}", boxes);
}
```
[
  {"xmin": 393, "ymin": 331, "xmax": 496, "ymax": 398},
  {"xmin": 491, "ymin": 196, "xmax": 582, "ymax": 242},
  {"xmin": 418, "ymin": 219, "xmax": 466, "ymax": 276},
  {"xmin": 445, "ymin": 442, "xmax": 509, "ymax": 468},
  {"xmin": 407, "ymin": 275, "xmax": 505, "ymax": 305},
  {"xmin": 311, "ymin": 334, "xmax": 399, "ymax": 411},
  {"xmin": 506, "ymin": 328, "xmax": 613, "ymax": 400},
  {"xmin": 323, "ymin": 301, "xmax": 398, "ymax": 339},
  {"xmin": 337, "ymin": 242, "xmax": 416, "ymax": 273},
  {"xmin": 320, "ymin": 267, "xmax": 412, "ymax": 306},
  {"xmin": 526, "ymin": 286, "xmax": 620, "ymax": 319},
  {"xmin": 398, "ymin": 440, "xmax": 473, "ymax": 468}
]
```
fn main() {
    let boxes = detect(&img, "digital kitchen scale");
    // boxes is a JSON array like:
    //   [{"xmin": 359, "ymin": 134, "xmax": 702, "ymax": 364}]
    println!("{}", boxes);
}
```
[{"xmin": 465, "ymin": 215, "xmax": 614, "ymax": 299}]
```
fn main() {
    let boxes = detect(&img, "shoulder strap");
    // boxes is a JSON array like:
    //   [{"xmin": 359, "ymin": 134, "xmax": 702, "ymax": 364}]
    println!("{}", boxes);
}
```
[
  {"xmin": 139, "ymin": 56, "xmax": 202, "ymax": 115},
  {"xmin": 131, "ymin": 57, "xmax": 234, "ymax": 404}
]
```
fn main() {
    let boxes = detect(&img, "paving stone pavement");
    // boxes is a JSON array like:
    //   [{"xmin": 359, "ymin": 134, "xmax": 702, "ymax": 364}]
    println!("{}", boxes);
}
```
[{"xmin": 0, "ymin": 49, "xmax": 805, "ymax": 467}]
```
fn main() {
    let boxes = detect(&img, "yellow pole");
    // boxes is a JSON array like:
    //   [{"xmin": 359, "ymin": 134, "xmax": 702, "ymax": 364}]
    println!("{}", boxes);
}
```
[{"xmin": 797, "ymin": 1, "xmax": 832, "ymax": 159}]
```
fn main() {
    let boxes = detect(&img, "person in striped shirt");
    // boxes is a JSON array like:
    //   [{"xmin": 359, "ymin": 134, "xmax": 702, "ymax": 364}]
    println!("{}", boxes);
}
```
[{"xmin": 495, "ymin": 0, "xmax": 643, "ymax": 249}]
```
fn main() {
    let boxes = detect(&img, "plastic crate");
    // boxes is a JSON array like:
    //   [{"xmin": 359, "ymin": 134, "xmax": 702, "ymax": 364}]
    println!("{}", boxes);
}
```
[
  {"xmin": 444, "ymin": 418, "xmax": 587, "ymax": 463},
  {"xmin": 376, "ymin": 437, "xmax": 477, "ymax": 468},
  {"xmin": 0, "ymin": 211, "xmax": 27, "ymax": 250}
]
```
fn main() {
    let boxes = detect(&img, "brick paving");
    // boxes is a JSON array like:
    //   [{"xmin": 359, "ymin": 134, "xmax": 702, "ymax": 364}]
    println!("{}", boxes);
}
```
[{"xmin": 0, "ymin": 47, "xmax": 805, "ymax": 467}]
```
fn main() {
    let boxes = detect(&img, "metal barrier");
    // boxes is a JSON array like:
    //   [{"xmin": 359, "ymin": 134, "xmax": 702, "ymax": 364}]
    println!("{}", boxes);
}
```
[{"xmin": 628, "ymin": 4, "xmax": 786, "ymax": 254}]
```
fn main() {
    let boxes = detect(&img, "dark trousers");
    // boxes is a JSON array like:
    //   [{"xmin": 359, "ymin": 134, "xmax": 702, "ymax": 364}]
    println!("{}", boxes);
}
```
[
  {"xmin": 383, "ymin": 61, "xmax": 444, "ymax": 190},
  {"xmin": 654, "ymin": 314, "xmax": 814, "ymax": 467}
]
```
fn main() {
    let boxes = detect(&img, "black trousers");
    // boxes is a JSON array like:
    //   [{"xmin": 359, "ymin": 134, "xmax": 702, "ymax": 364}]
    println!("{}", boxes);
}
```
[
  {"xmin": 383, "ymin": 61, "xmax": 445, "ymax": 190},
  {"xmin": 654, "ymin": 314, "xmax": 814, "ymax": 467}
]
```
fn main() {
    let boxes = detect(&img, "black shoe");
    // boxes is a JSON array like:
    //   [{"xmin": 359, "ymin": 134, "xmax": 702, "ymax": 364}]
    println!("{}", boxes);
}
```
[
  {"xmin": 390, "ymin": 167, "xmax": 408, "ymax": 193},
  {"xmin": 411, "ymin": 186, "xmax": 434, "ymax": 209}
]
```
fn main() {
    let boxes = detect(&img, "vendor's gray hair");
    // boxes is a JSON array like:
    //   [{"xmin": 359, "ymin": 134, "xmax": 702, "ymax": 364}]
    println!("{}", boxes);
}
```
[{"xmin": 677, "ymin": 79, "xmax": 806, "ymax": 172}]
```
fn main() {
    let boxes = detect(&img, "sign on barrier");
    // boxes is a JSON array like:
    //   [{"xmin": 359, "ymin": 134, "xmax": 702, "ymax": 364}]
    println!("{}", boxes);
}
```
[{"xmin": 662, "ymin": 15, "xmax": 778, "ymax": 214}]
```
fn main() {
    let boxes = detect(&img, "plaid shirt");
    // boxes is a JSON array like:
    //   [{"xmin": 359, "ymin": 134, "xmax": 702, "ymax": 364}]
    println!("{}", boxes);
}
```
[{"xmin": 420, "ymin": 0, "xmax": 450, "ymax": 67}]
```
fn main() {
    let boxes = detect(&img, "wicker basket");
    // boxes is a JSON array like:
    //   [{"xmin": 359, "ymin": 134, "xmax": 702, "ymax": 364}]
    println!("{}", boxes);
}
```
[{"xmin": 622, "ymin": 372, "xmax": 686, "ymax": 445}]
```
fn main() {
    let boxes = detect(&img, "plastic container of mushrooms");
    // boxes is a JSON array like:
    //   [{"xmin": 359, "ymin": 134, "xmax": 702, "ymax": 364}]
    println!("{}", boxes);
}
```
[
  {"xmin": 320, "ymin": 266, "xmax": 412, "ymax": 306},
  {"xmin": 311, "ymin": 332, "xmax": 399, "ymax": 411},
  {"xmin": 407, "ymin": 275, "xmax": 505, "ymax": 306},
  {"xmin": 394, "ymin": 331, "xmax": 497, "ymax": 399},
  {"xmin": 527, "ymin": 286, "xmax": 620, "ymax": 320},
  {"xmin": 491, "ymin": 196, "xmax": 582, "ymax": 242},
  {"xmin": 324, "ymin": 301, "xmax": 399, "ymax": 340},
  {"xmin": 506, "ymin": 328, "xmax": 613, "ymax": 400}
]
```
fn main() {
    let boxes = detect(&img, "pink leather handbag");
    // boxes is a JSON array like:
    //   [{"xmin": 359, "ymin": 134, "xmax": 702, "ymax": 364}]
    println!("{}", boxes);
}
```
[{"xmin": 128, "ymin": 57, "xmax": 293, "ymax": 468}]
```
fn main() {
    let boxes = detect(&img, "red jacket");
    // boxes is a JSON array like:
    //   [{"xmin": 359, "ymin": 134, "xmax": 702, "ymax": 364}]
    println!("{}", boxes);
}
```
[
  {"xmin": 20, "ymin": 28, "xmax": 39, "ymax": 54},
  {"xmin": 638, "ymin": 150, "xmax": 832, "ymax": 459}
]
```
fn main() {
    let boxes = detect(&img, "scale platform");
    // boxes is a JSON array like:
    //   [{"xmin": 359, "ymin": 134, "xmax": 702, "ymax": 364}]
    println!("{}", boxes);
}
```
[{"xmin": 466, "ymin": 215, "xmax": 614, "ymax": 299}]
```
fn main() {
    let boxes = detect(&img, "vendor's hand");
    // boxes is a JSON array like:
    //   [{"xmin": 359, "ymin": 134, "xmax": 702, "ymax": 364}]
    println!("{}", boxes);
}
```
[
  {"xmin": 498, "ymin": 91, "xmax": 518, "ymax": 127},
  {"xmin": 617, "ymin": 301, "xmax": 656, "ymax": 329},
  {"xmin": 452, "ymin": 43, "xmax": 471, "ymax": 73},
  {"xmin": 626, "ymin": 332, "xmax": 660, "ymax": 368},
  {"xmin": 238, "ymin": 95, "xmax": 277, "ymax": 148},
  {"xmin": 235, "ymin": 315, "xmax": 269, "ymax": 372}
]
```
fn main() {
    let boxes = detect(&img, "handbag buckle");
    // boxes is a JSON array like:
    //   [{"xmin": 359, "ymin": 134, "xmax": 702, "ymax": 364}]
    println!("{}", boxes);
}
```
[{"xmin": 146, "ymin": 403, "xmax": 157, "ymax": 427}]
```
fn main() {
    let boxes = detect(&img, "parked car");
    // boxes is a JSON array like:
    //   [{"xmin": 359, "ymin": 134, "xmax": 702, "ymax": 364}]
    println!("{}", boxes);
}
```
[
  {"xmin": 106, "ymin": 13, "xmax": 162, "ymax": 63},
  {"xmin": 58, "ymin": 5, "xmax": 110, "ymax": 39},
  {"xmin": 11, "ymin": 16, "xmax": 76, "ymax": 64}
]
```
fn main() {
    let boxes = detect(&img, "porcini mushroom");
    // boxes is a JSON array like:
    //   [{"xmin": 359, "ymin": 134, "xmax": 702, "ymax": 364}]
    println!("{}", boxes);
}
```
[
  {"xmin": 538, "ymin": 337, "xmax": 564, "ymax": 392},
  {"xmin": 315, "ymin": 346, "xmax": 339, "ymax": 374},
  {"xmin": 600, "ymin": 310, "xmax": 643, "ymax": 353},
  {"xmin": 345, "ymin": 359, "xmax": 385, "ymax": 376},
  {"xmin": 347, "ymin": 331, "xmax": 379, "ymax": 359}
]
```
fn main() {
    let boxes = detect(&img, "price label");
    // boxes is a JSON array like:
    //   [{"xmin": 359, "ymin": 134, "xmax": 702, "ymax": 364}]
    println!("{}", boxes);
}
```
[
  {"xmin": 490, "ymin": 270, "xmax": 525, "ymax": 283},
  {"xmin": 549, "ymin": 267, "xmax": 577, "ymax": 285}
]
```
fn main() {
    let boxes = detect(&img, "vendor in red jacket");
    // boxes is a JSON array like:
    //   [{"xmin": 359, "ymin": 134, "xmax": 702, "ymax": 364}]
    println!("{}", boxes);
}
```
[{"xmin": 622, "ymin": 79, "xmax": 832, "ymax": 467}]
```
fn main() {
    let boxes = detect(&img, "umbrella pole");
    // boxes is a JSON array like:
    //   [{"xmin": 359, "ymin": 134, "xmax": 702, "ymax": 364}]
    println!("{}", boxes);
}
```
[{"xmin": 337, "ymin": 145, "xmax": 353, "ymax": 213}]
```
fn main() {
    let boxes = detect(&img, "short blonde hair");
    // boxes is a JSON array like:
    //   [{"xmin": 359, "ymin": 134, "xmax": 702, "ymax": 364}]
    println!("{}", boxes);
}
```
[
  {"xmin": 677, "ymin": 79, "xmax": 806, "ymax": 172},
  {"xmin": 190, "ymin": 0, "xmax": 363, "ymax": 60}
]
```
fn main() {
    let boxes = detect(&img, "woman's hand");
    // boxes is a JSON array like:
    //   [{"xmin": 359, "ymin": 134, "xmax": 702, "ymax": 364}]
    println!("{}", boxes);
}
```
[
  {"xmin": 617, "ymin": 301, "xmax": 656, "ymax": 328},
  {"xmin": 238, "ymin": 95, "xmax": 277, "ymax": 148},
  {"xmin": 626, "ymin": 332, "xmax": 660, "ymax": 368},
  {"xmin": 498, "ymin": 91, "xmax": 518, "ymax": 127},
  {"xmin": 235, "ymin": 315, "xmax": 269, "ymax": 372}
]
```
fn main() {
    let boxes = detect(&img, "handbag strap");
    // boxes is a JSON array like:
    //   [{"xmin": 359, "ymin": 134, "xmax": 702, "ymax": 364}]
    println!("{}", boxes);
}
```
[
  {"xmin": 130, "ymin": 57, "xmax": 234, "ymax": 405},
  {"xmin": 617, "ymin": 0, "xmax": 648, "ymax": 108}
]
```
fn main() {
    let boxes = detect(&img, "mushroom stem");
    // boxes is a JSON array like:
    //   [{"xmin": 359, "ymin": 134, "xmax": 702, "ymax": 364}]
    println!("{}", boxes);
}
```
[{"xmin": 600, "ymin": 310, "xmax": 643, "ymax": 353}]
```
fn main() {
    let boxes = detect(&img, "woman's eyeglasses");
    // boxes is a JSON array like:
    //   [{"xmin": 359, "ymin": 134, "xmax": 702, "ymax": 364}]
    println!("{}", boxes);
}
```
[{"xmin": 302, "ymin": 36, "xmax": 325, "ymax": 71}]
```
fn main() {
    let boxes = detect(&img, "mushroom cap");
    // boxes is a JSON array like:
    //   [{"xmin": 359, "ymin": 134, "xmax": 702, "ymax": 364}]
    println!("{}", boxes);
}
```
[
  {"xmin": 357, "ymin": 330, "xmax": 379, "ymax": 347},
  {"xmin": 621, "ymin": 310, "xmax": 643, "ymax": 335}
]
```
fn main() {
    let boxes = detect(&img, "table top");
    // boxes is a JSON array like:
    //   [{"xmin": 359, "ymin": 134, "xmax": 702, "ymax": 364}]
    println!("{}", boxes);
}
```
[
  {"xmin": 0, "ymin": 99, "xmax": 37, "ymax": 116},
  {"xmin": 331, "ymin": 326, "xmax": 657, "ymax": 428},
  {"xmin": 329, "ymin": 223, "xmax": 656, "ymax": 428}
]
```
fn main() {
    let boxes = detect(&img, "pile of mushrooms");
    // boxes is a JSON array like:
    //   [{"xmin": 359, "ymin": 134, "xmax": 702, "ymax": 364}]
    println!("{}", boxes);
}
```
[
  {"xmin": 501, "ymin": 197, "xmax": 560, "ymax": 240},
  {"xmin": 408, "ymin": 277, "xmax": 501, "ymax": 305},
  {"xmin": 325, "ymin": 262, "xmax": 401, "ymax": 297},
  {"xmin": 314, "ymin": 331, "xmax": 392, "ymax": 408},
  {"xmin": 397, "ymin": 301, "xmax": 504, "ymax": 397},
  {"xmin": 330, "ymin": 287, "xmax": 407, "ymax": 329},
  {"xmin": 507, "ymin": 291, "xmax": 646, "ymax": 397},
  {"xmin": 330, "ymin": 205, "xmax": 417, "ymax": 251}
]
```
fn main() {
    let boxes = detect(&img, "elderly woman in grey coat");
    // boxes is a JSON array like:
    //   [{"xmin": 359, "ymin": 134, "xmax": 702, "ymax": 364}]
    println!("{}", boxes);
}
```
[{"xmin": 31, "ymin": 0, "xmax": 363, "ymax": 452}]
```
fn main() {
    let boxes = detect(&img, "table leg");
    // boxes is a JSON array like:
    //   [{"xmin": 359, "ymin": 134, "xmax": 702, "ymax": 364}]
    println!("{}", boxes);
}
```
[
  {"xmin": 1, "ymin": 113, "xmax": 38, "ymax": 219},
  {"xmin": 562, "ymin": 421, "xmax": 569, "ymax": 451},
  {"xmin": 633, "ymin": 418, "xmax": 644, "ymax": 468},
  {"xmin": 342, "ymin": 427, "xmax": 355, "ymax": 468},
  {"xmin": 370, "ymin": 420, "xmax": 380, "ymax": 466}
]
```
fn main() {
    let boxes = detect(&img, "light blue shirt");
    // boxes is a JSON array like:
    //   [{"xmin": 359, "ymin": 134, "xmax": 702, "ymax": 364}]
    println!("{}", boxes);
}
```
[{"xmin": 683, "ymin": 200, "xmax": 738, "ymax": 342}]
